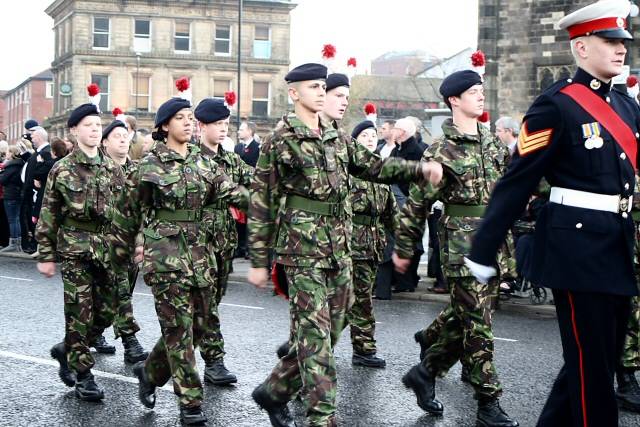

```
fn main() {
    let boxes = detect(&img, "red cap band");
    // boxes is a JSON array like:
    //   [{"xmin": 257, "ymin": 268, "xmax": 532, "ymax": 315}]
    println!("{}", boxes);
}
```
[{"xmin": 568, "ymin": 17, "xmax": 627, "ymax": 39}]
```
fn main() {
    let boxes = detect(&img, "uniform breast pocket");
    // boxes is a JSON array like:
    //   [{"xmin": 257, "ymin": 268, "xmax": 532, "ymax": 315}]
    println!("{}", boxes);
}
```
[
  {"xmin": 58, "ymin": 179, "xmax": 87, "ymax": 216},
  {"xmin": 569, "ymin": 132, "xmax": 607, "ymax": 176},
  {"xmin": 447, "ymin": 158, "xmax": 480, "ymax": 201},
  {"xmin": 145, "ymin": 174, "xmax": 182, "ymax": 206},
  {"xmin": 142, "ymin": 224, "xmax": 185, "ymax": 273}
]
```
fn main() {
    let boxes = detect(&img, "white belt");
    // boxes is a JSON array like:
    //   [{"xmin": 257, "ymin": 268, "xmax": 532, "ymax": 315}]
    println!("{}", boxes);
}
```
[{"xmin": 549, "ymin": 187, "xmax": 632, "ymax": 214}]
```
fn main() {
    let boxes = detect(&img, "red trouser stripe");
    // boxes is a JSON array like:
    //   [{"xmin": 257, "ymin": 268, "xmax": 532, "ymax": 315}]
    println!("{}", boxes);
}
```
[{"xmin": 567, "ymin": 291, "xmax": 588, "ymax": 427}]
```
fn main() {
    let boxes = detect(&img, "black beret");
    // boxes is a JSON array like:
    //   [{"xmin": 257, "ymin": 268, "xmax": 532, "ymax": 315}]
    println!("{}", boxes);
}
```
[
  {"xmin": 24, "ymin": 119, "xmax": 39, "ymax": 130},
  {"xmin": 326, "ymin": 73, "xmax": 350, "ymax": 92},
  {"xmin": 351, "ymin": 120, "xmax": 376, "ymax": 139},
  {"xmin": 67, "ymin": 103, "xmax": 100, "ymax": 128},
  {"xmin": 439, "ymin": 70, "xmax": 483, "ymax": 100},
  {"xmin": 154, "ymin": 97, "xmax": 192, "ymax": 128},
  {"xmin": 101, "ymin": 120, "xmax": 127, "ymax": 140},
  {"xmin": 194, "ymin": 98, "xmax": 230, "ymax": 124},
  {"xmin": 285, "ymin": 63, "xmax": 327, "ymax": 83}
]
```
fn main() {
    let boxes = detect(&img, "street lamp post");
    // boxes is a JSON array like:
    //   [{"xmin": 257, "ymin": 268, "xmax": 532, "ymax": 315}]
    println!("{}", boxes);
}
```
[
  {"xmin": 135, "ymin": 52, "xmax": 141, "ymax": 119},
  {"xmin": 237, "ymin": 0, "xmax": 243, "ymax": 130}
]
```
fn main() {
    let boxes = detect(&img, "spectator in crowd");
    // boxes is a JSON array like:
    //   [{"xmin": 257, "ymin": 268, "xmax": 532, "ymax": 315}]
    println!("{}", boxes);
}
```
[
  {"xmin": 0, "ymin": 139, "xmax": 9, "ymax": 248},
  {"xmin": 234, "ymin": 120, "xmax": 260, "ymax": 168},
  {"xmin": 407, "ymin": 116, "xmax": 428, "ymax": 151},
  {"xmin": 376, "ymin": 119, "xmax": 396, "ymax": 159},
  {"xmin": 50, "ymin": 136, "xmax": 71, "ymax": 160},
  {"xmin": 495, "ymin": 116, "xmax": 520, "ymax": 156},
  {"xmin": 0, "ymin": 140, "xmax": 8, "ymax": 162},
  {"xmin": 0, "ymin": 131, "xmax": 7, "ymax": 144},
  {"xmin": 0, "ymin": 145, "xmax": 26, "ymax": 253},
  {"xmin": 139, "ymin": 129, "xmax": 155, "ymax": 155},
  {"xmin": 63, "ymin": 134, "xmax": 76, "ymax": 153},
  {"xmin": 20, "ymin": 126, "xmax": 53, "ymax": 254}
]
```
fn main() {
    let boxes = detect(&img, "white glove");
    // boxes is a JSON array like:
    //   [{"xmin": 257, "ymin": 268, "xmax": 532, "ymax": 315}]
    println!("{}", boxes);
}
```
[{"xmin": 464, "ymin": 257, "xmax": 497, "ymax": 284}]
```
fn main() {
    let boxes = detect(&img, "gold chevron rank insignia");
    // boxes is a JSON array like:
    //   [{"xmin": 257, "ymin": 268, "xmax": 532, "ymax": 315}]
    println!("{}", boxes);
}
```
[{"xmin": 517, "ymin": 123, "xmax": 553, "ymax": 156}]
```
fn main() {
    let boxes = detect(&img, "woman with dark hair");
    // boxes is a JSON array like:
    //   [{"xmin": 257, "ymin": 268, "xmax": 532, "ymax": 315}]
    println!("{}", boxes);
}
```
[
  {"xmin": 0, "ymin": 145, "xmax": 26, "ymax": 252},
  {"xmin": 110, "ymin": 78, "xmax": 246, "ymax": 425}
]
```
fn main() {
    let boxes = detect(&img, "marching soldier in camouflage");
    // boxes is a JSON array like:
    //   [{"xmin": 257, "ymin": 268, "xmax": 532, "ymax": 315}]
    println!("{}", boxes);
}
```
[
  {"xmin": 393, "ymin": 70, "xmax": 518, "ymax": 427},
  {"xmin": 36, "ymin": 97, "xmax": 123, "ymax": 402},
  {"xmin": 109, "ymin": 89, "xmax": 247, "ymax": 426},
  {"xmin": 247, "ymin": 63, "xmax": 443, "ymax": 427},
  {"xmin": 616, "ymin": 178, "xmax": 640, "ymax": 412},
  {"xmin": 101, "ymin": 115, "xmax": 149, "ymax": 364},
  {"xmin": 348, "ymin": 120, "xmax": 398, "ymax": 368},
  {"xmin": 194, "ymin": 95, "xmax": 252, "ymax": 386}
]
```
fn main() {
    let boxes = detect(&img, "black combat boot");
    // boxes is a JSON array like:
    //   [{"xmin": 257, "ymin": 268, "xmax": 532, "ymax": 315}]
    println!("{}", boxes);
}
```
[
  {"xmin": 203, "ymin": 360, "xmax": 237, "ymax": 385},
  {"xmin": 179, "ymin": 405, "xmax": 208, "ymax": 425},
  {"xmin": 414, "ymin": 330, "xmax": 428, "ymax": 361},
  {"xmin": 132, "ymin": 361, "xmax": 156, "ymax": 408},
  {"xmin": 476, "ymin": 397, "xmax": 519, "ymax": 427},
  {"xmin": 252, "ymin": 383, "xmax": 297, "ymax": 427},
  {"xmin": 122, "ymin": 334, "xmax": 149, "ymax": 364},
  {"xmin": 50, "ymin": 342, "xmax": 75, "ymax": 387},
  {"xmin": 461, "ymin": 364, "xmax": 471, "ymax": 383},
  {"xmin": 352, "ymin": 352, "xmax": 386, "ymax": 368},
  {"xmin": 91, "ymin": 334, "xmax": 116, "ymax": 354},
  {"xmin": 75, "ymin": 370, "xmax": 104, "ymax": 402},
  {"xmin": 617, "ymin": 368, "xmax": 640, "ymax": 412},
  {"xmin": 401, "ymin": 364, "xmax": 444, "ymax": 415},
  {"xmin": 276, "ymin": 341, "xmax": 290, "ymax": 359}
]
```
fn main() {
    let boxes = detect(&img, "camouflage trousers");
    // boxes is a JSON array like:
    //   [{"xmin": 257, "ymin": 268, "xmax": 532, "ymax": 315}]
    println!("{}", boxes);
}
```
[
  {"xmin": 61, "ymin": 257, "xmax": 117, "ymax": 373},
  {"xmin": 621, "ymin": 296, "xmax": 640, "ymax": 370},
  {"xmin": 345, "ymin": 260, "xmax": 378, "ymax": 355},
  {"xmin": 199, "ymin": 253, "xmax": 232, "ymax": 363},
  {"xmin": 420, "ymin": 276, "xmax": 502, "ymax": 399},
  {"xmin": 113, "ymin": 264, "xmax": 141, "ymax": 339},
  {"xmin": 263, "ymin": 263, "xmax": 354, "ymax": 427},
  {"xmin": 144, "ymin": 277, "xmax": 211, "ymax": 408}
]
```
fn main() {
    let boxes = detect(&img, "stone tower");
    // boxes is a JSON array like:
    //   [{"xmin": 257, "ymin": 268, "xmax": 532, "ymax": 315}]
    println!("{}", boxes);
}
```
[{"xmin": 478, "ymin": 0, "xmax": 640, "ymax": 120}]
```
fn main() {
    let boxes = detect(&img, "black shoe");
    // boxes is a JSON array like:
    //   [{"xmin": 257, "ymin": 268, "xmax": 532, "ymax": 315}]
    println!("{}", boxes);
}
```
[
  {"xmin": 122, "ymin": 334, "xmax": 149, "ymax": 364},
  {"xmin": 476, "ymin": 398, "xmax": 519, "ymax": 427},
  {"xmin": 251, "ymin": 384, "xmax": 296, "ymax": 427},
  {"xmin": 414, "ymin": 330, "xmax": 428, "ymax": 361},
  {"xmin": 179, "ymin": 405, "xmax": 208, "ymax": 425},
  {"xmin": 352, "ymin": 352, "xmax": 386, "ymax": 368},
  {"xmin": 617, "ymin": 368, "xmax": 640, "ymax": 412},
  {"xmin": 91, "ymin": 335, "xmax": 116, "ymax": 354},
  {"xmin": 204, "ymin": 360, "xmax": 237, "ymax": 386},
  {"xmin": 401, "ymin": 364, "xmax": 443, "ymax": 416},
  {"xmin": 75, "ymin": 370, "xmax": 104, "ymax": 402},
  {"xmin": 461, "ymin": 365, "xmax": 471, "ymax": 383},
  {"xmin": 133, "ymin": 361, "xmax": 156, "ymax": 409},
  {"xmin": 50, "ymin": 342, "xmax": 75, "ymax": 387},
  {"xmin": 276, "ymin": 341, "xmax": 290, "ymax": 359}
]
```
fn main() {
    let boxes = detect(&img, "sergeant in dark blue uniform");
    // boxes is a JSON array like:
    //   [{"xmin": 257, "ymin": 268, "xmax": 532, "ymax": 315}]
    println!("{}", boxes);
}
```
[{"xmin": 465, "ymin": 1, "xmax": 640, "ymax": 426}]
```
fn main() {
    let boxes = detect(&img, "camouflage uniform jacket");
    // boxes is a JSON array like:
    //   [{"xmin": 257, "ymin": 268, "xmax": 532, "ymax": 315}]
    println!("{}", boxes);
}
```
[
  {"xmin": 395, "ymin": 118, "xmax": 509, "ymax": 278},
  {"xmin": 200, "ymin": 144, "xmax": 253, "ymax": 258},
  {"xmin": 350, "ymin": 177, "xmax": 398, "ymax": 263},
  {"xmin": 249, "ymin": 112, "xmax": 425, "ymax": 270},
  {"xmin": 36, "ymin": 148, "xmax": 124, "ymax": 265},
  {"xmin": 110, "ymin": 142, "xmax": 246, "ymax": 288}
]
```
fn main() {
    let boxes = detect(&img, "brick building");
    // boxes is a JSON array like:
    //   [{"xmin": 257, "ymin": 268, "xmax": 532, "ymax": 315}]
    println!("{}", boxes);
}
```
[
  {"xmin": 2, "ymin": 70, "xmax": 54, "ymax": 142},
  {"xmin": 478, "ymin": 0, "xmax": 640, "ymax": 121},
  {"xmin": 45, "ymin": 0, "xmax": 296, "ymax": 136}
]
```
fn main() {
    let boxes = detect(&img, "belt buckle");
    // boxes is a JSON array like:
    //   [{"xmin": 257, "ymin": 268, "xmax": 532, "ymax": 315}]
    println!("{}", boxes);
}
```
[{"xmin": 619, "ymin": 196, "xmax": 631, "ymax": 213}]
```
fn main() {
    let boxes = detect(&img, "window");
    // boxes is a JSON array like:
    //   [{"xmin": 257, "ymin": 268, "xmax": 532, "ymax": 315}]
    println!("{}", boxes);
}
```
[
  {"xmin": 214, "ymin": 25, "xmax": 231, "ymax": 55},
  {"xmin": 213, "ymin": 79, "xmax": 231, "ymax": 97},
  {"xmin": 133, "ymin": 19, "xmax": 151, "ymax": 53},
  {"xmin": 93, "ymin": 17, "xmax": 110, "ymax": 49},
  {"xmin": 130, "ymin": 75, "xmax": 150, "ymax": 111},
  {"xmin": 174, "ymin": 22, "xmax": 190, "ymax": 53},
  {"xmin": 45, "ymin": 82, "xmax": 54, "ymax": 99},
  {"xmin": 253, "ymin": 26, "xmax": 271, "ymax": 59},
  {"xmin": 91, "ymin": 74, "xmax": 109, "ymax": 112},
  {"xmin": 252, "ymin": 81, "xmax": 269, "ymax": 116}
]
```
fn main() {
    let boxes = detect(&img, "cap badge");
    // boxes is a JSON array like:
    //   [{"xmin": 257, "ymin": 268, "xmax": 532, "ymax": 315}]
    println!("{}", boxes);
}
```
[
  {"xmin": 590, "ymin": 79, "xmax": 601, "ymax": 90},
  {"xmin": 617, "ymin": 17, "xmax": 625, "ymax": 28}
]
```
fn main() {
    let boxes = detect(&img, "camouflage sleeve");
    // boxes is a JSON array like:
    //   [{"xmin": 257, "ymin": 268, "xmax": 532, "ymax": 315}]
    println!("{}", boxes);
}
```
[
  {"xmin": 381, "ymin": 185, "xmax": 399, "ymax": 234},
  {"xmin": 248, "ymin": 134, "xmax": 280, "ymax": 268},
  {"xmin": 110, "ymin": 167, "xmax": 144, "ymax": 273},
  {"xmin": 214, "ymin": 172, "xmax": 250, "ymax": 210},
  {"xmin": 239, "ymin": 157, "xmax": 254, "ymax": 188},
  {"xmin": 347, "ymin": 136, "xmax": 423, "ymax": 184},
  {"xmin": 394, "ymin": 176, "xmax": 445, "ymax": 259},
  {"xmin": 35, "ymin": 165, "xmax": 63, "ymax": 262}
]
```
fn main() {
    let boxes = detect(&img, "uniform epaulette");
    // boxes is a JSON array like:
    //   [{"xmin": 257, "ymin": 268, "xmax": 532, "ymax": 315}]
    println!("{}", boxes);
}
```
[{"xmin": 544, "ymin": 78, "xmax": 573, "ymax": 96}]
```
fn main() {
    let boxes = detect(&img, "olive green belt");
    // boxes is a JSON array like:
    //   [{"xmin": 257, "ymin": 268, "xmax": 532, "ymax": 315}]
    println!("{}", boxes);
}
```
[
  {"xmin": 285, "ymin": 194, "xmax": 345, "ymax": 217},
  {"xmin": 353, "ymin": 213, "xmax": 379, "ymax": 226},
  {"xmin": 203, "ymin": 200, "xmax": 227, "ymax": 211},
  {"xmin": 633, "ymin": 211, "xmax": 640, "ymax": 222},
  {"xmin": 62, "ymin": 217, "xmax": 103, "ymax": 233},
  {"xmin": 445, "ymin": 204, "xmax": 486, "ymax": 217},
  {"xmin": 155, "ymin": 209, "xmax": 201, "ymax": 222}
]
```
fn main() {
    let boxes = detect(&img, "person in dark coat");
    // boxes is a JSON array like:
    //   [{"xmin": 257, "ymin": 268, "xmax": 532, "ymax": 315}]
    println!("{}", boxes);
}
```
[
  {"xmin": 234, "ymin": 120, "xmax": 260, "ymax": 168},
  {"xmin": 0, "ymin": 146, "xmax": 26, "ymax": 252}
]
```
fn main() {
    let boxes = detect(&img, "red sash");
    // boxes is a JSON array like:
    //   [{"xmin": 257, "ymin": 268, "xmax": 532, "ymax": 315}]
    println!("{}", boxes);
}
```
[{"xmin": 560, "ymin": 84, "xmax": 637, "ymax": 170}]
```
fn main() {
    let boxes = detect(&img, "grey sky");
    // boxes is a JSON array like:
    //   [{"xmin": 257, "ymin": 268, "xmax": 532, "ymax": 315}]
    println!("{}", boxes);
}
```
[{"xmin": 0, "ymin": 0, "xmax": 478, "ymax": 89}]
